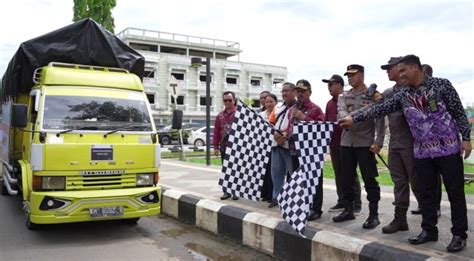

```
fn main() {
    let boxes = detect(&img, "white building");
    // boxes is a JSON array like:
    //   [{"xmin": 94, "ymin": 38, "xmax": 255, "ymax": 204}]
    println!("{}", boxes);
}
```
[{"xmin": 117, "ymin": 28, "xmax": 288, "ymax": 125}]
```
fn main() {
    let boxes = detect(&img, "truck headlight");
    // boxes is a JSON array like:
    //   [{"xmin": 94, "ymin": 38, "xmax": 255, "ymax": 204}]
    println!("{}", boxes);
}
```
[
  {"xmin": 136, "ymin": 173, "xmax": 154, "ymax": 186},
  {"xmin": 42, "ymin": 176, "xmax": 65, "ymax": 190}
]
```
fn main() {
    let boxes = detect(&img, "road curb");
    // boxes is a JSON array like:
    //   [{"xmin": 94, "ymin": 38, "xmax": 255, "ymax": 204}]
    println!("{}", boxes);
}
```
[{"xmin": 160, "ymin": 187, "xmax": 469, "ymax": 260}]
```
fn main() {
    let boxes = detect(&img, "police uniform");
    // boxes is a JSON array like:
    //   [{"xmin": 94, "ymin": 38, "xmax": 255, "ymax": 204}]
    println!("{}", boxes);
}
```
[{"xmin": 337, "ymin": 85, "xmax": 385, "ymax": 218}]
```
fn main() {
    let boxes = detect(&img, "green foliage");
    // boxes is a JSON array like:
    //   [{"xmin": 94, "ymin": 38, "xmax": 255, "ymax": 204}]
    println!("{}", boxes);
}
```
[
  {"xmin": 242, "ymin": 98, "xmax": 254, "ymax": 107},
  {"xmin": 73, "ymin": 0, "xmax": 116, "ymax": 33}
]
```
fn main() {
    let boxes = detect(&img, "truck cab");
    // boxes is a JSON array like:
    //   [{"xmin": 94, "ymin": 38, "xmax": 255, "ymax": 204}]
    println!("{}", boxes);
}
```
[{"xmin": 1, "ymin": 62, "xmax": 161, "ymax": 228}]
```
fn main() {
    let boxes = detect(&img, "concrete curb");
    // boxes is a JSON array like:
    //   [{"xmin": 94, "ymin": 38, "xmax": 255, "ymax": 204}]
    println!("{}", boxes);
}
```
[{"xmin": 160, "ymin": 187, "xmax": 469, "ymax": 260}]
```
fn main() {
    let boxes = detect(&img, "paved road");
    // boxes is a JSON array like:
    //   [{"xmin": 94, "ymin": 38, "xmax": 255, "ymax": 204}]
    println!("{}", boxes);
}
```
[
  {"xmin": 0, "ymin": 193, "xmax": 273, "ymax": 260},
  {"xmin": 158, "ymin": 159, "xmax": 474, "ymax": 259}
]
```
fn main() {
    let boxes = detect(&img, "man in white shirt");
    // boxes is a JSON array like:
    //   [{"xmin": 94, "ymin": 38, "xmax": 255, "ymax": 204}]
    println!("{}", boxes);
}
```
[{"xmin": 268, "ymin": 83, "xmax": 296, "ymax": 208}]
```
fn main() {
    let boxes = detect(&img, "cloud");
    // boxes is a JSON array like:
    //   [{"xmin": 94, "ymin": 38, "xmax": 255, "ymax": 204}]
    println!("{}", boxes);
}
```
[
  {"xmin": 346, "ymin": 2, "xmax": 473, "ymax": 32},
  {"xmin": 0, "ymin": 0, "xmax": 471, "ymax": 108}
]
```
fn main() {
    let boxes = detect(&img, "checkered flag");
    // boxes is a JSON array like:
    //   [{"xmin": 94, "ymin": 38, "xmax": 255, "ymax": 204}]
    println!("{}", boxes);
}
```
[
  {"xmin": 218, "ymin": 100, "xmax": 273, "ymax": 201},
  {"xmin": 278, "ymin": 121, "xmax": 334, "ymax": 236}
]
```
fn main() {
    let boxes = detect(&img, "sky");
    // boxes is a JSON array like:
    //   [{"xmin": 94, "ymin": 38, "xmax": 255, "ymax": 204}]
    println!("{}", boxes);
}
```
[{"xmin": 0, "ymin": 0, "xmax": 472, "ymax": 108}]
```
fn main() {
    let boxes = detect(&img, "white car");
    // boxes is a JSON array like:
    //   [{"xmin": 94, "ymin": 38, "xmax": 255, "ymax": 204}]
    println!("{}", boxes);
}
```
[{"xmin": 188, "ymin": 126, "xmax": 214, "ymax": 147}]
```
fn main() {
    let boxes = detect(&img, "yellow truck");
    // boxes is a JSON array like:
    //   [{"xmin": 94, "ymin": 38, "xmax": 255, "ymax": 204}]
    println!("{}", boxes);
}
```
[{"xmin": 1, "ymin": 19, "xmax": 161, "ymax": 229}]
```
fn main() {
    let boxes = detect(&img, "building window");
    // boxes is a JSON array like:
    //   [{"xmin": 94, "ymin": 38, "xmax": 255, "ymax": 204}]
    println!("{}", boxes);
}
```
[
  {"xmin": 199, "ymin": 96, "xmax": 213, "ymax": 106},
  {"xmin": 250, "ymin": 77, "xmax": 262, "ymax": 86},
  {"xmin": 129, "ymin": 42, "xmax": 158, "ymax": 52},
  {"xmin": 199, "ymin": 74, "xmax": 213, "ymax": 82},
  {"xmin": 144, "ymin": 70, "xmax": 155, "ymax": 78},
  {"xmin": 146, "ymin": 94, "xmax": 155, "ymax": 104},
  {"xmin": 226, "ymin": 75, "xmax": 238, "ymax": 84},
  {"xmin": 161, "ymin": 45, "xmax": 186, "ymax": 55},
  {"xmin": 171, "ymin": 72, "xmax": 185, "ymax": 80},
  {"xmin": 171, "ymin": 95, "xmax": 185, "ymax": 105},
  {"xmin": 273, "ymin": 78, "xmax": 284, "ymax": 84}
]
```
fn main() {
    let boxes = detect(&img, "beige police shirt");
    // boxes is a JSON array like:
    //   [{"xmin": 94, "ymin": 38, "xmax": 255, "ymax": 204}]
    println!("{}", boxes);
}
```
[
  {"xmin": 382, "ymin": 85, "xmax": 413, "ymax": 149},
  {"xmin": 337, "ymin": 87, "xmax": 385, "ymax": 147}
]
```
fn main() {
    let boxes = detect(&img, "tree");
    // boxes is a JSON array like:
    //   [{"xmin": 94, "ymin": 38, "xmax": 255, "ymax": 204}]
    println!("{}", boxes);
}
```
[
  {"xmin": 73, "ymin": 0, "xmax": 116, "ymax": 33},
  {"xmin": 243, "ymin": 97, "xmax": 254, "ymax": 107}
]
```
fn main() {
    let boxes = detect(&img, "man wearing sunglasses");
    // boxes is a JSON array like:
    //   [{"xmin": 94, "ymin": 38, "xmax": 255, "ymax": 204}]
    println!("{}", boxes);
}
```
[{"xmin": 214, "ymin": 91, "xmax": 239, "ymax": 200}]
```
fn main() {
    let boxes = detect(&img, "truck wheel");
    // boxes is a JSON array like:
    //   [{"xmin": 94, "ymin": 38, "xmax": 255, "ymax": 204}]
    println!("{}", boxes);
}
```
[
  {"xmin": 1, "ymin": 179, "xmax": 8, "ymax": 196},
  {"xmin": 122, "ymin": 217, "xmax": 140, "ymax": 224},
  {"xmin": 161, "ymin": 135, "xmax": 171, "ymax": 145},
  {"xmin": 26, "ymin": 214, "xmax": 40, "ymax": 230}
]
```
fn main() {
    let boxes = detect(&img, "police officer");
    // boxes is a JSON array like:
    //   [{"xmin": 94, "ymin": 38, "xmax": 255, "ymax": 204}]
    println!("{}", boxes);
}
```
[{"xmin": 333, "ymin": 64, "xmax": 385, "ymax": 229}]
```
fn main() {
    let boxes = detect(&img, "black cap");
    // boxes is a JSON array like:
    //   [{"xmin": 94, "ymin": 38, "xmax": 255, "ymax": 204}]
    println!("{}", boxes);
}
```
[
  {"xmin": 295, "ymin": 79, "xmax": 311, "ymax": 91},
  {"xmin": 344, "ymin": 64, "xmax": 364, "ymax": 76},
  {"xmin": 381, "ymin": 57, "xmax": 402, "ymax": 70},
  {"xmin": 322, "ymin": 74, "xmax": 344, "ymax": 86}
]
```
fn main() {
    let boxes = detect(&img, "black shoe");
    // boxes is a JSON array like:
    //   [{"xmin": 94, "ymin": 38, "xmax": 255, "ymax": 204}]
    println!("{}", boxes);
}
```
[
  {"xmin": 410, "ymin": 208, "xmax": 441, "ymax": 217},
  {"xmin": 220, "ymin": 194, "xmax": 231, "ymax": 200},
  {"xmin": 308, "ymin": 210, "xmax": 322, "ymax": 221},
  {"xmin": 328, "ymin": 203, "xmax": 344, "ymax": 212},
  {"xmin": 232, "ymin": 195, "xmax": 239, "ymax": 200},
  {"xmin": 333, "ymin": 209, "xmax": 355, "ymax": 223},
  {"xmin": 362, "ymin": 215, "xmax": 380, "ymax": 229},
  {"xmin": 447, "ymin": 236, "xmax": 466, "ymax": 252},
  {"xmin": 354, "ymin": 206, "xmax": 362, "ymax": 216},
  {"xmin": 268, "ymin": 201, "xmax": 278, "ymax": 208},
  {"xmin": 382, "ymin": 219, "xmax": 408, "ymax": 234},
  {"xmin": 408, "ymin": 231, "xmax": 438, "ymax": 245}
]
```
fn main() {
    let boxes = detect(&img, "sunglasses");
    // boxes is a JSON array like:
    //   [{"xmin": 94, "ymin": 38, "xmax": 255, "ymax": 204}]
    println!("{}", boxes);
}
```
[{"xmin": 223, "ymin": 99, "xmax": 233, "ymax": 102}]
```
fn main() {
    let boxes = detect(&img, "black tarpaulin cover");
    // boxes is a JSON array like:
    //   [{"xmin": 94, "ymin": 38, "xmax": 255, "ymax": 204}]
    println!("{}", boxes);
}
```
[{"xmin": 1, "ymin": 18, "xmax": 144, "ymax": 100}]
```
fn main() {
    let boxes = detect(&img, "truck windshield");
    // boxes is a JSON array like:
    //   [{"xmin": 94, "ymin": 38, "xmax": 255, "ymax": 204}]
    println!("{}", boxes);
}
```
[{"xmin": 42, "ymin": 95, "xmax": 153, "ymax": 131}]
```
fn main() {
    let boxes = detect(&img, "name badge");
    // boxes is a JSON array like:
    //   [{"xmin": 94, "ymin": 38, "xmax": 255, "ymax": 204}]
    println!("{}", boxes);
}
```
[{"xmin": 428, "ymin": 99, "xmax": 438, "ymax": 113}]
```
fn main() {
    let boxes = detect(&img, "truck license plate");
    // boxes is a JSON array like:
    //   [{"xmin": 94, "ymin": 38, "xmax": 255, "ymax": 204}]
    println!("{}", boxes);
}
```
[{"xmin": 89, "ymin": 206, "xmax": 124, "ymax": 218}]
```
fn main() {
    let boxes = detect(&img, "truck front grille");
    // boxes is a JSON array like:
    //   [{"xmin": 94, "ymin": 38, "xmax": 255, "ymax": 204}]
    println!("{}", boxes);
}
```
[{"xmin": 67, "ymin": 173, "xmax": 136, "ymax": 190}]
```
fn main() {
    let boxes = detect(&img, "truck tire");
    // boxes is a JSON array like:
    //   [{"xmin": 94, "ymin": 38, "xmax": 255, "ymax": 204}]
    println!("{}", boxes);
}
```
[
  {"xmin": 26, "ymin": 214, "xmax": 40, "ymax": 230},
  {"xmin": 1, "ymin": 179, "xmax": 8, "ymax": 196},
  {"xmin": 122, "ymin": 217, "xmax": 140, "ymax": 224},
  {"xmin": 161, "ymin": 135, "xmax": 171, "ymax": 145}
]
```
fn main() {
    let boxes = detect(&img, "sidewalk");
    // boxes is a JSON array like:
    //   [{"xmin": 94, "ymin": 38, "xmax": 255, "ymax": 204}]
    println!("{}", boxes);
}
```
[{"xmin": 159, "ymin": 158, "xmax": 473, "ymax": 260}]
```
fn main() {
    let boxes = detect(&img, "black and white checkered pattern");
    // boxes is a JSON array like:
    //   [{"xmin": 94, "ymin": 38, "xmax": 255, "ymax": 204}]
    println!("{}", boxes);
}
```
[
  {"xmin": 278, "ymin": 121, "xmax": 334, "ymax": 236},
  {"xmin": 277, "ymin": 168, "xmax": 310, "ymax": 236},
  {"xmin": 218, "ymin": 101, "xmax": 273, "ymax": 201}
]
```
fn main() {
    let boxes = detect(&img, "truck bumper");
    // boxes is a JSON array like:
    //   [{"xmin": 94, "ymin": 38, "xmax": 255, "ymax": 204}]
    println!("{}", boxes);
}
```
[{"xmin": 28, "ymin": 186, "xmax": 161, "ymax": 224}]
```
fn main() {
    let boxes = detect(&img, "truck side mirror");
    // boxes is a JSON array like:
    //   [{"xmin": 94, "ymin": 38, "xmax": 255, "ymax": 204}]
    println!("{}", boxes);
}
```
[{"xmin": 11, "ymin": 104, "xmax": 28, "ymax": 128}]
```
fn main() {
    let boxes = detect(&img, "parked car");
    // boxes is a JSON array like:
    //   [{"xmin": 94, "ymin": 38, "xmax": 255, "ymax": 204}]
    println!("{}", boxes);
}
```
[
  {"xmin": 157, "ymin": 123, "xmax": 203, "ymax": 145},
  {"xmin": 188, "ymin": 126, "xmax": 214, "ymax": 147}
]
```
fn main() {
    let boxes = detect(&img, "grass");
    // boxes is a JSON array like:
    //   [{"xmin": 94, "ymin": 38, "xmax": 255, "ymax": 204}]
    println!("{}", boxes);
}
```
[
  {"xmin": 161, "ymin": 151, "xmax": 208, "ymax": 159},
  {"xmin": 181, "ymin": 153, "xmax": 474, "ymax": 195},
  {"xmin": 465, "ymin": 163, "xmax": 474, "ymax": 173}
]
